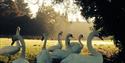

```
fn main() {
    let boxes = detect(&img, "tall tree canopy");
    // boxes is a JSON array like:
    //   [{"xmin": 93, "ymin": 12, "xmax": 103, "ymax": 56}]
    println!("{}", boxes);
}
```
[
  {"xmin": 76, "ymin": 0, "xmax": 125, "ymax": 62},
  {"xmin": 34, "ymin": 6, "xmax": 69, "ymax": 37},
  {"xmin": 0, "ymin": 0, "xmax": 69, "ymax": 38},
  {"xmin": 0, "ymin": 0, "xmax": 40, "ymax": 36},
  {"xmin": 14, "ymin": 0, "xmax": 31, "ymax": 16}
]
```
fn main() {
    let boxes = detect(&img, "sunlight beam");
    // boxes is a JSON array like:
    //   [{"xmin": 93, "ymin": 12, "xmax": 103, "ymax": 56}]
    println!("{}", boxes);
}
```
[{"xmin": 25, "ymin": 0, "xmax": 86, "ymax": 22}]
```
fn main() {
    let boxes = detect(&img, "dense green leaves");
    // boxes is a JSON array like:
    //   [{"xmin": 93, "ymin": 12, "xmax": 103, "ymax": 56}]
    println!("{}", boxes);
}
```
[{"xmin": 76, "ymin": 0, "xmax": 125, "ymax": 62}]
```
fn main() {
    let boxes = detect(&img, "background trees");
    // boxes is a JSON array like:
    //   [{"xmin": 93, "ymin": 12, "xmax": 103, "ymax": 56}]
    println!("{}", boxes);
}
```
[{"xmin": 0, "ymin": 0, "xmax": 69, "ymax": 38}]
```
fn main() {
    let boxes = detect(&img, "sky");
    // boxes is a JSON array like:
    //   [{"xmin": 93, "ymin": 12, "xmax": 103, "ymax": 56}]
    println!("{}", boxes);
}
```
[{"xmin": 24, "ymin": 0, "xmax": 86, "ymax": 22}]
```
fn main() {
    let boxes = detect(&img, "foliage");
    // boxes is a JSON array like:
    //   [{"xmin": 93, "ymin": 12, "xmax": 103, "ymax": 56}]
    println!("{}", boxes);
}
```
[
  {"xmin": 0, "ymin": 1, "xmax": 69, "ymax": 38},
  {"xmin": 0, "ymin": 1, "xmax": 42, "ymax": 36},
  {"xmin": 35, "ymin": 6, "xmax": 69, "ymax": 37},
  {"xmin": 76, "ymin": 0, "xmax": 125, "ymax": 62},
  {"xmin": 14, "ymin": 0, "xmax": 31, "ymax": 16},
  {"xmin": 0, "ymin": 0, "xmax": 18, "ymax": 16}
]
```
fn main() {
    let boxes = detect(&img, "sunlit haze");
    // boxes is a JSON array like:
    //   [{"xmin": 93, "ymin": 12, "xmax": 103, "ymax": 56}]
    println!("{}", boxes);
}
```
[{"xmin": 24, "ymin": 0, "xmax": 86, "ymax": 22}]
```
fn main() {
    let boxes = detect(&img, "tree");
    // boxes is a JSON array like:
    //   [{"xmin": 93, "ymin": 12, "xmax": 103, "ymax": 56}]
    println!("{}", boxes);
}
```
[
  {"xmin": 0, "ymin": 0, "xmax": 19, "ymax": 16},
  {"xmin": 14, "ymin": 0, "xmax": 31, "ymax": 16},
  {"xmin": 35, "ymin": 6, "xmax": 69, "ymax": 39},
  {"xmin": 0, "ymin": 0, "xmax": 43, "ymax": 36},
  {"xmin": 0, "ymin": 0, "xmax": 21, "ymax": 35},
  {"xmin": 76, "ymin": 0, "xmax": 125, "ymax": 63}
]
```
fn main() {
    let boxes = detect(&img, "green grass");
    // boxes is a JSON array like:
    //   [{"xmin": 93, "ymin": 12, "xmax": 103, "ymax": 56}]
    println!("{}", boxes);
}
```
[{"xmin": 0, "ymin": 38, "xmax": 119, "ymax": 63}]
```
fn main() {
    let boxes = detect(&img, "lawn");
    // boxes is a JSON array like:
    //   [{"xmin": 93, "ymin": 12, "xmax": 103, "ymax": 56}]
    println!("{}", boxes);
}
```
[{"xmin": 0, "ymin": 38, "xmax": 119, "ymax": 63}]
